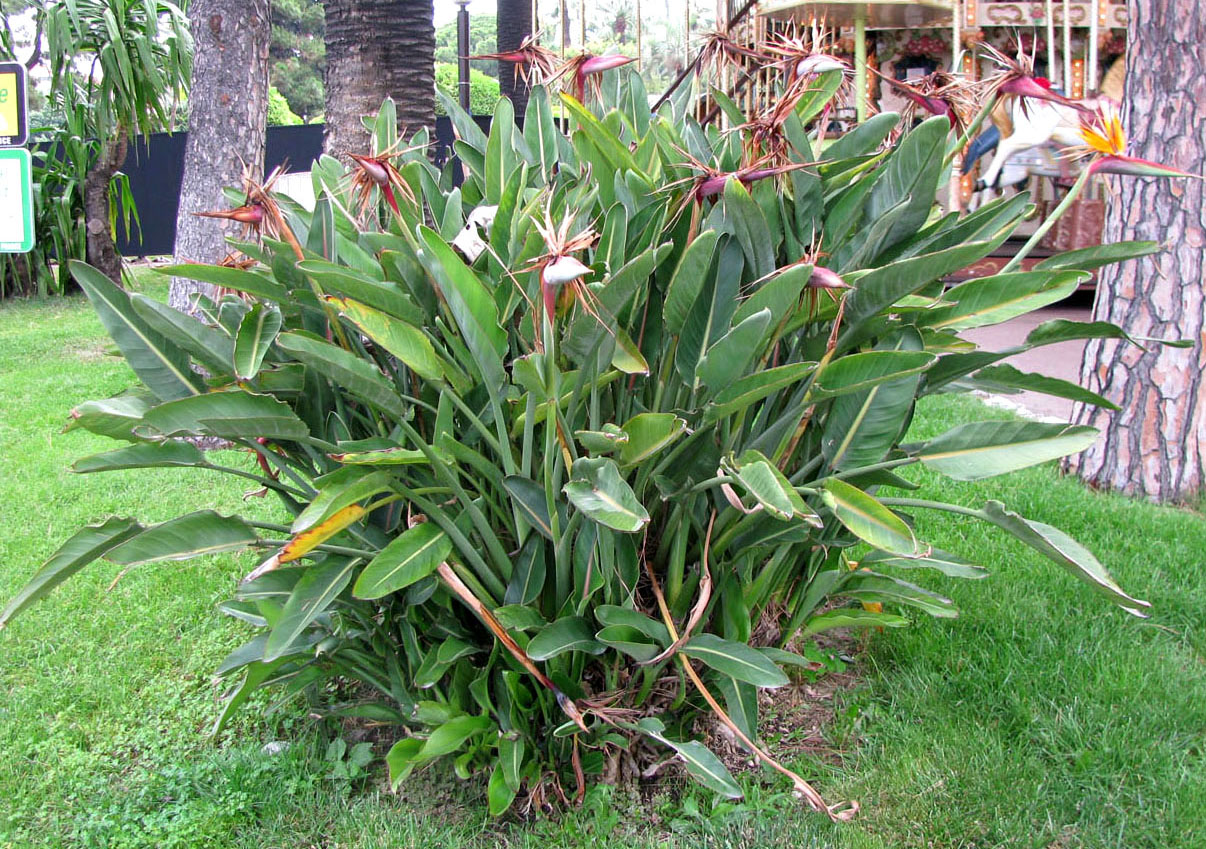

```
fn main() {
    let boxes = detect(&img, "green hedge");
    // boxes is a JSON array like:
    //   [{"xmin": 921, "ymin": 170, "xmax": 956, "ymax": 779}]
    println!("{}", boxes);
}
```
[{"xmin": 434, "ymin": 62, "xmax": 501, "ymax": 116}]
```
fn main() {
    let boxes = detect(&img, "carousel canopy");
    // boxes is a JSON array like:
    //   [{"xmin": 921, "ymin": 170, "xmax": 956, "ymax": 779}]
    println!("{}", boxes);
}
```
[{"xmin": 760, "ymin": 1, "xmax": 953, "ymax": 30}]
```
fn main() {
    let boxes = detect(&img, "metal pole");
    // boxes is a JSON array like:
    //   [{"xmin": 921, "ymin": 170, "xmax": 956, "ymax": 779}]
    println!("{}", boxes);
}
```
[
  {"xmin": 1088, "ymin": 0, "xmax": 1100, "ymax": 91},
  {"xmin": 952, "ymin": 0, "xmax": 960, "ymax": 74},
  {"xmin": 684, "ymin": 0, "xmax": 690, "ymax": 69},
  {"xmin": 457, "ymin": 0, "xmax": 471, "ymax": 112},
  {"xmin": 636, "ymin": 0, "xmax": 642, "ymax": 70},
  {"xmin": 855, "ymin": 6, "xmax": 867, "ymax": 122},
  {"xmin": 1046, "ymin": 0, "xmax": 1057, "ymax": 88},
  {"xmin": 1062, "ymin": 0, "xmax": 1072, "ymax": 96}
]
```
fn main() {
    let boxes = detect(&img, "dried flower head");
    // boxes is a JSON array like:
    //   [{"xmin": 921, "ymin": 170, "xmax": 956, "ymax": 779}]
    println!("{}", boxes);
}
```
[{"xmin": 472, "ymin": 34, "xmax": 560, "ymax": 87}]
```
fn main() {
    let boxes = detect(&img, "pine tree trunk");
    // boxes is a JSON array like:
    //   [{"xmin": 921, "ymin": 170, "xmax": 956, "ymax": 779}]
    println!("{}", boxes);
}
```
[
  {"xmin": 323, "ymin": 0, "xmax": 435, "ymax": 156},
  {"xmin": 83, "ymin": 134, "xmax": 128, "ymax": 284},
  {"xmin": 169, "ymin": 0, "xmax": 270, "ymax": 315},
  {"xmin": 1065, "ymin": 0, "xmax": 1206, "ymax": 501},
  {"xmin": 496, "ymin": 0, "xmax": 533, "ymax": 115}
]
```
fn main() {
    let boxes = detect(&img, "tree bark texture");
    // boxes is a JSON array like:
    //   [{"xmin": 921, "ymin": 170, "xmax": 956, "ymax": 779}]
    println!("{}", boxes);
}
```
[
  {"xmin": 323, "ymin": 0, "xmax": 435, "ymax": 157},
  {"xmin": 170, "ymin": 0, "xmax": 270, "ymax": 314},
  {"xmin": 1065, "ymin": 0, "xmax": 1206, "ymax": 501},
  {"xmin": 496, "ymin": 0, "xmax": 533, "ymax": 115},
  {"xmin": 84, "ymin": 134, "xmax": 128, "ymax": 283}
]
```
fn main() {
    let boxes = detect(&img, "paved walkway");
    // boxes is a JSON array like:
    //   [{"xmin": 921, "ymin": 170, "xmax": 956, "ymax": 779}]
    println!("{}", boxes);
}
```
[{"xmin": 960, "ymin": 299, "xmax": 1094, "ymax": 421}]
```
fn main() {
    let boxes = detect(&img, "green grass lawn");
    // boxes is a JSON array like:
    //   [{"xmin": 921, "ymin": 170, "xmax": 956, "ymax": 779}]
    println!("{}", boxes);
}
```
[{"xmin": 0, "ymin": 283, "xmax": 1202, "ymax": 848}]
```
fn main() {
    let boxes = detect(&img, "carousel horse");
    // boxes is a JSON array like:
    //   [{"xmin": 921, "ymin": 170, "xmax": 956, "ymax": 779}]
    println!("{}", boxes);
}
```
[{"xmin": 964, "ymin": 57, "xmax": 1125, "ymax": 206}]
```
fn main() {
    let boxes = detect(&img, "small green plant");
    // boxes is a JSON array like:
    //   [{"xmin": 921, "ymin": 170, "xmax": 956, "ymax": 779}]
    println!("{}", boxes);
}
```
[
  {"xmin": 324, "ymin": 738, "xmax": 375, "ymax": 782},
  {"xmin": 2, "ymin": 57, "xmax": 1180, "ymax": 819}
]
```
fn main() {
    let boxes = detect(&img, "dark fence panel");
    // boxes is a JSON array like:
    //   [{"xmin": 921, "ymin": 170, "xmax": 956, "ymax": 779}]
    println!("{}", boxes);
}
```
[{"xmin": 115, "ymin": 116, "xmax": 488, "ymax": 256}]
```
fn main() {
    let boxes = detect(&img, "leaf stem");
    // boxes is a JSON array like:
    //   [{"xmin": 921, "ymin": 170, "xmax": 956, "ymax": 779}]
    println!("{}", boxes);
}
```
[{"xmin": 1001, "ymin": 168, "xmax": 1092, "ymax": 273}]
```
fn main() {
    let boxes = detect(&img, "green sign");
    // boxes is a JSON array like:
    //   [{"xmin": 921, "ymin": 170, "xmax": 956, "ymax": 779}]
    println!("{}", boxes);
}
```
[
  {"xmin": 0, "ymin": 61, "xmax": 28, "ymax": 147},
  {"xmin": 0, "ymin": 148, "xmax": 34, "ymax": 253}
]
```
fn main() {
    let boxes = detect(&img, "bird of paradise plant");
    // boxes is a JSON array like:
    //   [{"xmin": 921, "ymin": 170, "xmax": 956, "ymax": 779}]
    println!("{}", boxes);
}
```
[
  {"xmin": 552, "ymin": 52, "xmax": 638, "ymax": 102},
  {"xmin": 472, "ymin": 34, "xmax": 560, "ymax": 87},
  {"xmin": 1002, "ymin": 103, "xmax": 1199, "ymax": 272},
  {"xmin": 346, "ymin": 142, "xmax": 417, "ymax": 219},
  {"xmin": 6, "ymin": 66, "xmax": 1182, "ymax": 824},
  {"xmin": 871, "ymin": 67, "xmax": 975, "ymax": 135}
]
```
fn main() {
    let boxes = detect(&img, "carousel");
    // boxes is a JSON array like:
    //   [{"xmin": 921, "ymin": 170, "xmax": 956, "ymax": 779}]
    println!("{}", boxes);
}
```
[{"xmin": 750, "ymin": 0, "xmax": 1129, "ymax": 262}]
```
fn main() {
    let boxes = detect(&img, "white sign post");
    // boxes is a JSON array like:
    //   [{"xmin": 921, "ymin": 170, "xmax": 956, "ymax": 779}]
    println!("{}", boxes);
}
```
[
  {"xmin": 0, "ymin": 148, "xmax": 34, "ymax": 253},
  {"xmin": 0, "ymin": 62, "xmax": 32, "ymax": 254}
]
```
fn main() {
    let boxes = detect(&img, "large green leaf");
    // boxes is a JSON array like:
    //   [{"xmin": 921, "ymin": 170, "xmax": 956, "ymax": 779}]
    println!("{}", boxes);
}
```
[
  {"xmin": 981, "ymin": 501, "xmax": 1149, "ymax": 613},
  {"xmin": 0, "ymin": 518, "xmax": 143, "ymax": 629},
  {"xmin": 72, "ymin": 441, "xmax": 205, "ymax": 474},
  {"xmin": 967, "ymin": 363, "xmax": 1119, "ymax": 410},
  {"xmin": 618, "ymin": 413, "xmax": 687, "ymax": 466},
  {"xmin": 129, "ymin": 293, "xmax": 233, "ymax": 376},
  {"xmin": 595, "ymin": 625, "xmax": 662, "ymax": 662},
  {"xmin": 503, "ymin": 476, "xmax": 560, "ymax": 542},
  {"xmin": 484, "ymin": 96, "xmax": 517, "ymax": 205},
  {"xmin": 840, "ymin": 572, "xmax": 958, "ymax": 618},
  {"xmin": 822, "ymin": 327, "xmax": 924, "ymax": 470},
  {"xmin": 328, "ymin": 297, "xmax": 448, "ymax": 382},
  {"xmin": 563, "ymin": 458, "xmax": 649, "ymax": 533},
  {"xmin": 276, "ymin": 331, "xmax": 407, "ymax": 420},
  {"xmin": 721, "ymin": 450, "xmax": 813, "ymax": 522},
  {"xmin": 916, "ymin": 421, "xmax": 1099, "ymax": 481},
  {"xmin": 67, "ymin": 396, "xmax": 151, "ymax": 442},
  {"xmin": 527, "ymin": 616, "xmax": 605, "ymax": 660},
  {"xmin": 810, "ymin": 350, "xmax": 936, "ymax": 400},
  {"xmin": 681, "ymin": 634, "xmax": 789, "ymax": 688},
  {"xmin": 704, "ymin": 362, "xmax": 815, "ymax": 423},
  {"xmin": 732, "ymin": 262, "xmax": 812, "ymax": 327},
  {"xmin": 722, "ymin": 178, "xmax": 774, "ymax": 279},
  {"xmin": 524, "ymin": 85, "xmax": 558, "ymax": 179},
  {"xmin": 1033, "ymin": 240, "xmax": 1161, "ymax": 271},
  {"xmin": 836, "ymin": 239, "xmax": 1006, "ymax": 350},
  {"xmin": 503, "ymin": 535, "xmax": 546, "ymax": 605},
  {"xmin": 821, "ymin": 478, "xmax": 918, "ymax": 555},
  {"xmin": 865, "ymin": 116, "xmax": 948, "ymax": 252},
  {"xmin": 297, "ymin": 260, "xmax": 423, "ymax": 323},
  {"xmin": 265, "ymin": 558, "xmax": 358, "ymax": 660},
  {"xmin": 561, "ymin": 94, "xmax": 638, "ymax": 176},
  {"xmin": 923, "ymin": 271, "xmax": 1087, "ymax": 331},
  {"xmin": 416, "ymin": 225, "xmax": 507, "ymax": 386},
  {"xmin": 634, "ymin": 718, "xmax": 743, "ymax": 799},
  {"xmin": 71, "ymin": 261, "xmax": 202, "ymax": 400},
  {"xmin": 594, "ymin": 605, "xmax": 670, "ymax": 644},
  {"xmin": 488, "ymin": 763, "xmax": 518, "ymax": 816},
  {"xmin": 861, "ymin": 547, "xmax": 988, "ymax": 580},
  {"xmin": 104, "ymin": 511, "xmax": 258, "ymax": 565},
  {"xmin": 158, "ymin": 263, "xmax": 289, "ymax": 303},
  {"xmin": 698, "ymin": 308, "xmax": 772, "ymax": 391},
  {"xmin": 353, "ymin": 523, "xmax": 452, "ymax": 600},
  {"xmin": 136, "ymin": 390, "xmax": 310, "ymax": 442},
  {"xmin": 233, "ymin": 302, "xmax": 283, "ymax": 380},
  {"xmin": 800, "ymin": 608, "xmax": 910, "ymax": 636},
  {"xmin": 964, "ymin": 361, "xmax": 1114, "ymax": 407},
  {"xmin": 663, "ymin": 229, "xmax": 720, "ymax": 335},
  {"xmin": 417, "ymin": 714, "xmax": 493, "ymax": 760}
]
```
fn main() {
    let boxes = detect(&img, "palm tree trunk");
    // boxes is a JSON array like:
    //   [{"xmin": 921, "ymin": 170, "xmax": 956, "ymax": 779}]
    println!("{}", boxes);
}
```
[
  {"xmin": 496, "ymin": 0, "xmax": 534, "ymax": 115},
  {"xmin": 1064, "ymin": 0, "xmax": 1206, "ymax": 501},
  {"xmin": 83, "ymin": 134, "xmax": 128, "ymax": 284},
  {"xmin": 170, "ymin": 0, "xmax": 270, "ymax": 315},
  {"xmin": 323, "ymin": 0, "xmax": 436, "ymax": 156}
]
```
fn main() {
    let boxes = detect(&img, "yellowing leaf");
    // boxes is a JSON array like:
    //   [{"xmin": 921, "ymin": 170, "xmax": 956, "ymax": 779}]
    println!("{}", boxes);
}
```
[{"xmin": 280, "ymin": 505, "xmax": 366, "ymax": 563}]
